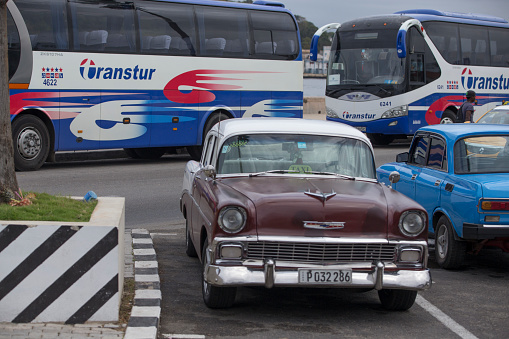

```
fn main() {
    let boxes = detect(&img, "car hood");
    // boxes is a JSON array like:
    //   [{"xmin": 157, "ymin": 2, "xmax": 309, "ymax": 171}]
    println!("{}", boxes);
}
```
[
  {"xmin": 470, "ymin": 173, "xmax": 509, "ymax": 198},
  {"xmin": 220, "ymin": 176, "xmax": 388, "ymax": 238}
]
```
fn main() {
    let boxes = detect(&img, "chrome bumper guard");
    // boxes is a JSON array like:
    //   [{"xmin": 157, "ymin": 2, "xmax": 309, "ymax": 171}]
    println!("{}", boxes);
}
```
[
  {"xmin": 206, "ymin": 236, "xmax": 432, "ymax": 291},
  {"xmin": 205, "ymin": 259, "xmax": 431, "ymax": 290}
]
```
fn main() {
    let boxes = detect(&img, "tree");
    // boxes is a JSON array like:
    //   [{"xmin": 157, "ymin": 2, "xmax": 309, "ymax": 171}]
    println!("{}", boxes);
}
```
[{"xmin": 0, "ymin": 0, "xmax": 19, "ymax": 203}]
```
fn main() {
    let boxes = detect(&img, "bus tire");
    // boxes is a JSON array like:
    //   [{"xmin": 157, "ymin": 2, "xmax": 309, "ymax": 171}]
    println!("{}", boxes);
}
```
[
  {"xmin": 134, "ymin": 148, "xmax": 166, "ymax": 159},
  {"xmin": 124, "ymin": 148, "xmax": 141, "ymax": 159},
  {"xmin": 12, "ymin": 115, "xmax": 50, "ymax": 171},
  {"xmin": 367, "ymin": 133, "xmax": 395, "ymax": 146},
  {"xmin": 440, "ymin": 110, "xmax": 457, "ymax": 124},
  {"xmin": 187, "ymin": 112, "xmax": 230, "ymax": 161}
]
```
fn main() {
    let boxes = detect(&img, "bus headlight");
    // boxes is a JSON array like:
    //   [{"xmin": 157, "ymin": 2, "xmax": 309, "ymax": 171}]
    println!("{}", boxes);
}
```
[
  {"xmin": 326, "ymin": 107, "xmax": 339, "ymax": 118},
  {"xmin": 381, "ymin": 105, "xmax": 408, "ymax": 119},
  {"xmin": 218, "ymin": 206, "xmax": 247, "ymax": 233},
  {"xmin": 399, "ymin": 211, "xmax": 426, "ymax": 237}
]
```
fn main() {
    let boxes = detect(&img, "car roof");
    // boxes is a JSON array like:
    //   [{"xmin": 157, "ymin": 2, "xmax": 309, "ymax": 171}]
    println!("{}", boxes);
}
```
[
  {"xmin": 213, "ymin": 118, "xmax": 371, "ymax": 142},
  {"xmin": 417, "ymin": 123, "xmax": 509, "ymax": 142},
  {"xmin": 491, "ymin": 104, "xmax": 509, "ymax": 111}
]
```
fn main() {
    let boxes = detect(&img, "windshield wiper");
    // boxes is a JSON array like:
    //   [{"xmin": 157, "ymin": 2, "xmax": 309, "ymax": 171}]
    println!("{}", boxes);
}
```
[
  {"xmin": 248, "ymin": 170, "xmax": 295, "ymax": 177},
  {"xmin": 248, "ymin": 169, "xmax": 355, "ymax": 180}
]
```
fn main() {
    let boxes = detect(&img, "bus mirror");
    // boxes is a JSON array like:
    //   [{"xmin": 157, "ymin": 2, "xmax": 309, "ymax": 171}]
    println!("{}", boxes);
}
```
[
  {"xmin": 396, "ymin": 30, "xmax": 407, "ymax": 58},
  {"xmin": 310, "ymin": 23, "xmax": 341, "ymax": 62}
]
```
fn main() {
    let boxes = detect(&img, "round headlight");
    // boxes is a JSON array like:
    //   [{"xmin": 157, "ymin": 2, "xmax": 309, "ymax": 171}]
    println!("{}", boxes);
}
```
[
  {"xmin": 218, "ymin": 206, "xmax": 247, "ymax": 233},
  {"xmin": 399, "ymin": 211, "xmax": 426, "ymax": 236}
]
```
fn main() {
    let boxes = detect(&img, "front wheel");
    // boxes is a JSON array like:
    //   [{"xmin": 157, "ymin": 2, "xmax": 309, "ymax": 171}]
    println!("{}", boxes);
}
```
[
  {"xmin": 440, "ymin": 110, "xmax": 457, "ymax": 124},
  {"xmin": 378, "ymin": 289, "xmax": 417, "ymax": 311},
  {"xmin": 368, "ymin": 133, "xmax": 395, "ymax": 146},
  {"xmin": 435, "ymin": 216, "xmax": 466, "ymax": 269},
  {"xmin": 202, "ymin": 238, "xmax": 236, "ymax": 308},
  {"xmin": 12, "ymin": 115, "xmax": 51, "ymax": 171}
]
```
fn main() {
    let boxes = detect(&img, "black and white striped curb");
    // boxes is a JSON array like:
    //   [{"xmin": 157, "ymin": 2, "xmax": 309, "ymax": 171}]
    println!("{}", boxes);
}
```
[{"xmin": 124, "ymin": 229, "xmax": 161, "ymax": 339}]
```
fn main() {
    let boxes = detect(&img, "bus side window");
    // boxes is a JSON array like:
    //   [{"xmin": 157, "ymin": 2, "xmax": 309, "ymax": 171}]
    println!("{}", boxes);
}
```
[
  {"xmin": 136, "ymin": 2, "xmax": 196, "ymax": 56},
  {"xmin": 16, "ymin": 0, "xmax": 69, "ymax": 51},
  {"xmin": 71, "ymin": 0, "xmax": 136, "ymax": 53},
  {"xmin": 7, "ymin": 9, "xmax": 21, "ymax": 80}
]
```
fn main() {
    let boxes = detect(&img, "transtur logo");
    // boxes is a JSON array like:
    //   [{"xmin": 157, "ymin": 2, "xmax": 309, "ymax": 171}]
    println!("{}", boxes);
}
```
[
  {"xmin": 342, "ymin": 111, "xmax": 376, "ymax": 120},
  {"xmin": 80, "ymin": 59, "xmax": 156, "ymax": 80},
  {"xmin": 461, "ymin": 67, "xmax": 509, "ymax": 90}
]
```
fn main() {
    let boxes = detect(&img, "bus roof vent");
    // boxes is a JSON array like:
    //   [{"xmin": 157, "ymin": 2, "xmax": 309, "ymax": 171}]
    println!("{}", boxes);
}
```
[
  {"xmin": 395, "ymin": 9, "xmax": 508, "ymax": 24},
  {"xmin": 253, "ymin": 1, "xmax": 285, "ymax": 8}
]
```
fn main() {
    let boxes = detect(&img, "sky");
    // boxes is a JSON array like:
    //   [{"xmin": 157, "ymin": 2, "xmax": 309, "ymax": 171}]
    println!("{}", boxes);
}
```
[{"xmin": 273, "ymin": 0, "xmax": 509, "ymax": 28}]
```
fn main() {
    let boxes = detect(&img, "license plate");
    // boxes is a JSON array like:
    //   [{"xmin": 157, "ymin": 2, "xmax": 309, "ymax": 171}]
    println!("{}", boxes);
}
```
[
  {"xmin": 355, "ymin": 126, "xmax": 366, "ymax": 132},
  {"xmin": 298, "ymin": 269, "xmax": 352, "ymax": 284}
]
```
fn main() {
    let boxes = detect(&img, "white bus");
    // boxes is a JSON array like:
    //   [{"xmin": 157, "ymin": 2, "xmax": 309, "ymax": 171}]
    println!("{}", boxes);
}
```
[
  {"xmin": 7, "ymin": 0, "xmax": 303, "ymax": 170},
  {"xmin": 311, "ymin": 9, "xmax": 509, "ymax": 144}
]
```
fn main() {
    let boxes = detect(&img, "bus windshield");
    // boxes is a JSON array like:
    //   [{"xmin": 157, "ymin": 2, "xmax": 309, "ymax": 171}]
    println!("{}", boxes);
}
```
[{"xmin": 326, "ymin": 29, "xmax": 406, "ymax": 98}]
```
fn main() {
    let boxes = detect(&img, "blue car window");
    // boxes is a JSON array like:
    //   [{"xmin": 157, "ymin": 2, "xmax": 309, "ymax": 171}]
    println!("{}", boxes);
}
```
[
  {"xmin": 409, "ymin": 136, "xmax": 430, "ymax": 166},
  {"xmin": 427, "ymin": 138, "xmax": 446, "ymax": 170}
]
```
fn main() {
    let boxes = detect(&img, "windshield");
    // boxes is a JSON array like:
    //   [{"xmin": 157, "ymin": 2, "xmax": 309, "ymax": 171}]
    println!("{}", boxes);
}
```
[
  {"xmin": 217, "ymin": 134, "xmax": 376, "ymax": 179},
  {"xmin": 454, "ymin": 135, "xmax": 509, "ymax": 174},
  {"xmin": 477, "ymin": 109, "xmax": 509, "ymax": 124},
  {"xmin": 327, "ymin": 29, "xmax": 406, "ymax": 99}
]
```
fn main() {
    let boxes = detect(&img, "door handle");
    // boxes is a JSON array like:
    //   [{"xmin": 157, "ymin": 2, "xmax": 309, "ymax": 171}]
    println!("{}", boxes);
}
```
[
  {"xmin": 411, "ymin": 174, "xmax": 417, "ymax": 180},
  {"xmin": 434, "ymin": 180, "xmax": 441, "ymax": 186}
]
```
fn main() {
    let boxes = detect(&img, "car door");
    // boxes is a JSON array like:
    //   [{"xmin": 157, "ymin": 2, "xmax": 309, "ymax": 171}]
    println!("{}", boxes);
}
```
[
  {"xmin": 395, "ymin": 134, "xmax": 431, "ymax": 201},
  {"xmin": 414, "ymin": 135, "xmax": 447, "ymax": 233},
  {"xmin": 190, "ymin": 132, "xmax": 217, "ymax": 242}
]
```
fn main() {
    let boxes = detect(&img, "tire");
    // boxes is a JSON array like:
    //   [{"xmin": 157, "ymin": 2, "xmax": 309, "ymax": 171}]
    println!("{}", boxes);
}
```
[
  {"xmin": 368, "ymin": 133, "xmax": 395, "ymax": 146},
  {"xmin": 440, "ymin": 110, "xmax": 457, "ymax": 124},
  {"xmin": 435, "ymin": 216, "xmax": 466, "ymax": 269},
  {"xmin": 202, "ymin": 238, "xmax": 236, "ymax": 308},
  {"xmin": 12, "ymin": 115, "xmax": 50, "ymax": 171},
  {"xmin": 134, "ymin": 147, "xmax": 166, "ymax": 159},
  {"xmin": 124, "ymin": 148, "xmax": 141, "ymax": 159},
  {"xmin": 187, "ymin": 112, "xmax": 230, "ymax": 161},
  {"xmin": 378, "ymin": 289, "xmax": 417, "ymax": 311},
  {"xmin": 185, "ymin": 218, "xmax": 198, "ymax": 258}
]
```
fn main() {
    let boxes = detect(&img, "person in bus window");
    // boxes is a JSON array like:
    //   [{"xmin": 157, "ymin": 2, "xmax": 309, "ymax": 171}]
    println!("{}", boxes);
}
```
[{"xmin": 457, "ymin": 90, "xmax": 476, "ymax": 123}]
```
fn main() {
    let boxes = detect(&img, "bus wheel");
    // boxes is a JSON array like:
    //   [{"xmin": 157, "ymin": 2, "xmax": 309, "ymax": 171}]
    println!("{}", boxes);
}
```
[
  {"xmin": 12, "ymin": 115, "xmax": 50, "ymax": 171},
  {"xmin": 440, "ymin": 110, "xmax": 456, "ymax": 124},
  {"xmin": 124, "ymin": 148, "xmax": 141, "ymax": 159},
  {"xmin": 134, "ymin": 148, "xmax": 166, "ymax": 159},
  {"xmin": 368, "ymin": 133, "xmax": 395, "ymax": 146},
  {"xmin": 187, "ymin": 112, "xmax": 230, "ymax": 161}
]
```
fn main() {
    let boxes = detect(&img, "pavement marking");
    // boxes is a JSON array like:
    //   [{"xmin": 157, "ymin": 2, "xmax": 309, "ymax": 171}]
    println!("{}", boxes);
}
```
[
  {"xmin": 161, "ymin": 335, "xmax": 206, "ymax": 339},
  {"xmin": 416, "ymin": 295, "xmax": 479, "ymax": 339}
]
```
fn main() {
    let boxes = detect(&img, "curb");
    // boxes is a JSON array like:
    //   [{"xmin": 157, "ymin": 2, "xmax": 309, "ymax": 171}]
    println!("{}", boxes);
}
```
[{"xmin": 124, "ymin": 229, "xmax": 161, "ymax": 339}]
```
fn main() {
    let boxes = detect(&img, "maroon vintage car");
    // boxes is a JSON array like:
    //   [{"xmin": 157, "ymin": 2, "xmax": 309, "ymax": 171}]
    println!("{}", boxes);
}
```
[{"xmin": 180, "ymin": 118, "xmax": 431, "ymax": 310}]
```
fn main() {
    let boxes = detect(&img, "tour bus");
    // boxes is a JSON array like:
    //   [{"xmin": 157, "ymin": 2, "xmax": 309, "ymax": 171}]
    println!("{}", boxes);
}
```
[
  {"xmin": 7, "ymin": 0, "xmax": 303, "ymax": 171},
  {"xmin": 310, "ymin": 9, "xmax": 509, "ymax": 145}
]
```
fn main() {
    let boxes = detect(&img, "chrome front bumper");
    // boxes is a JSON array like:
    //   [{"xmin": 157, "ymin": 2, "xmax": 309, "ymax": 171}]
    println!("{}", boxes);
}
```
[{"xmin": 205, "ymin": 259, "xmax": 431, "ymax": 291}]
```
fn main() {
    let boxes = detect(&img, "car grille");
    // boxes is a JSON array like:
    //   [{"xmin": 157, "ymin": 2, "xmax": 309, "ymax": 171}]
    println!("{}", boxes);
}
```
[{"xmin": 246, "ymin": 242, "xmax": 397, "ymax": 263}]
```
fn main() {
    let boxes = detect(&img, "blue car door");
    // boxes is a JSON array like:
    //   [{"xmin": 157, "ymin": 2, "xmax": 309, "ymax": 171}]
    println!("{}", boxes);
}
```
[
  {"xmin": 395, "ymin": 135, "xmax": 431, "ymax": 201},
  {"xmin": 414, "ymin": 136, "xmax": 447, "ymax": 233}
]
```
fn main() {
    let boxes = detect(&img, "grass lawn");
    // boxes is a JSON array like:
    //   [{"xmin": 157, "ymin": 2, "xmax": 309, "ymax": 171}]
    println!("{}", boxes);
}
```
[{"xmin": 0, "ymin": 192, "xmax": 97, "ymax": 222}]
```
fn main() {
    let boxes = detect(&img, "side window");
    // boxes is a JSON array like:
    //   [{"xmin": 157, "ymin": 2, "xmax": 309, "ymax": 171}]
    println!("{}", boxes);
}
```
[
  {"xmin": 459, "ymin": 25, "xmax": 490, "ymax": 66},
  {"xmin": 424, "ymin": 22, "xmax": 460, "ymax": 65},
  {"xmin": 409, "ymin": 136, "xmax": 430, "ymax": 166},
  {"xmin": 427, "ymin": 137, "xmax": 446, "ymax": 170},
  {"xmin": 408, "ymin": 27, "xmax": 425, "ymax": 89},
  {"xmin": 250, "ymin": 11, "xmax": 299, "ymax": 60},
  {"xmin": 70, "ymin": 0, "xmax": 136, "ymax": 53},
  {"xmin": 136, "ymin": 1, "xmax": 196, "ymax": 56},
  {"xmin": 7, "ymin": 10, "xmax": 20, "ymax": 80},
  {"xmin": 202, "ymin": 135, "xmax": 216, "ymax": 166},
  {"xmin": 16, "ymin": 0, "xmax": 69, "ymax": 51},
  {"xmin": 195, "ymin": 6, "xmax": 250, "ymax": 58},
  {"xmin": 489, "ymin": 27, "xmax": 509, "ymax": 67}
]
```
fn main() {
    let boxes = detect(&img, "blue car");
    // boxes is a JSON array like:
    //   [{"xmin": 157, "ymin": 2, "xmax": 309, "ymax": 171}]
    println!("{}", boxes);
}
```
[{"xmin": 377, "ymin": 124, "xmax": 509, "ymax": 269}]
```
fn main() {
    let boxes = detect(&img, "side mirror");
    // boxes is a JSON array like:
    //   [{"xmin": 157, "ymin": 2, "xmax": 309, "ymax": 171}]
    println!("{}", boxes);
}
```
[
  {"xmin": 396, "ymin": 152, "xmax": 409, "ymax": 162},
  {"xmin": 389, "ymin": 171, "xmax": 400, "ymax": 188},
  {"xmin": 203, "ymin": 165, "xmax": 216, "ymax": 180}
]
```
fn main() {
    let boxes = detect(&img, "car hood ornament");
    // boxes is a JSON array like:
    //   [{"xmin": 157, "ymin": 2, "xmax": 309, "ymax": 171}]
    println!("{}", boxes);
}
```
[{"xmin": 304, "ymin": 189, "xmax": 337, "ymax": 203}]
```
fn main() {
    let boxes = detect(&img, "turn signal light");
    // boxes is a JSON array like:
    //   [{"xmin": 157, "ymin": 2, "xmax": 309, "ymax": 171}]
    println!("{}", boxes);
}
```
[{"xmin": 481, "ymin": 200, "xmax": 509, "ymax": 211}]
